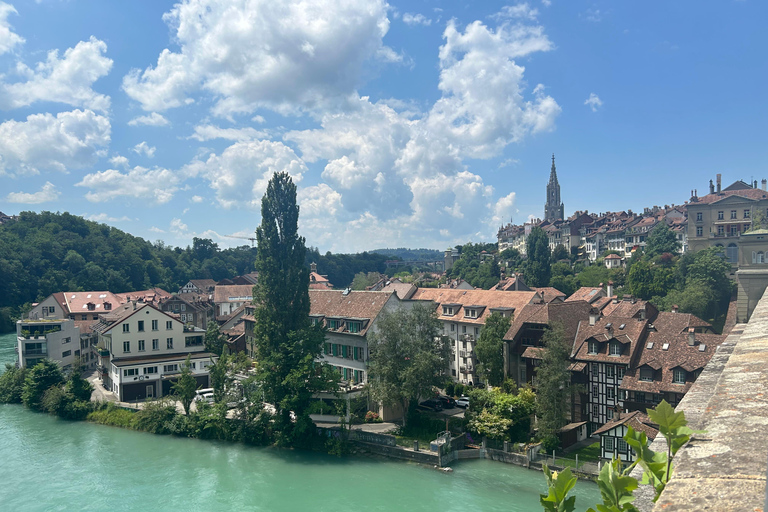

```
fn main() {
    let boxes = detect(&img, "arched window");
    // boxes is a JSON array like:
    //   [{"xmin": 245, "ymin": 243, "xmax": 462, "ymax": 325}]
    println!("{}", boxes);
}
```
[{"xmin": 726, "ymin": 243, "xmax": 738, "ymax": 263}]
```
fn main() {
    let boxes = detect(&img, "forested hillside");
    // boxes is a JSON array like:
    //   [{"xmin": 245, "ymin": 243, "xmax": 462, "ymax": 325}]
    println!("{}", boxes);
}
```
[
  {"xmin": 0, "ymin": 212, "xmax": 397, "ymax": 331},
  {"xmin": 370, "ymin": 248, "xmax": 443, "ymax": 261}
]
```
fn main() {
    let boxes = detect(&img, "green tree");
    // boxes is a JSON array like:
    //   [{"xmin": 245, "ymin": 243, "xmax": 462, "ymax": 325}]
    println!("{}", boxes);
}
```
[
  {"xmin": 535, "ymin": 323, "xmax": 573, "ymax": 450},
  {"xmin": 172, "ymin": 355, "xmax": 198, "ymax": 416},
  {"xmin": 22, "ymin": 360, "xmax": 64, "ymax": 411},
  {"xmin": 208, "ymin": 352, "xmax": 230, "ymax": 403},
  {"xmin": 252, "ymin": 172, "xmax": 337, "ymax": 446},
  {"xmin": 204, "ymin": 321, "xmax": 226, "ymax": 356},
  {"xmin": 351, "ymin": 271, "xmax": 381, "ymax": 290},
  {"xmin": 0, "ymin": 364, "xmax": 27, "ymax": 403},
  {"xmin": 626, "ymin": 260, "xmax": 654, "ymax": 300},
  {"xmin": 466, "ymin": 387, "xmax": 536, "ymax": 441},
  {"xmin": 500, "ymin": 248, "xmax": 523, "ymax": 270},
  {"xmin": 366, "ymin": 303, "xmax": 451, "ymax": 427},
  {"xmin": 552, "ymin": 244, "xmax": 570, "ymax": 262},
  {"xmin": 67, "ymin": 359, "xmax": 93, "ymax": 402},
  {"xmin": 525, "ymin": 227, "xmax": 551, "ymax": 287},
  {"xmin": 645, "ymin": 223, "xmax": 681, "ymax": 258},
  {"xmin": 474, "ymin": 312, "xmax": 510, "ymax": 387}
]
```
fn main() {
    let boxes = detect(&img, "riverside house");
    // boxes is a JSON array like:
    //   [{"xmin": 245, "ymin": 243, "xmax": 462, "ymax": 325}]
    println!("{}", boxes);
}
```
[{"xmin": 94, "ymin": 302, "xmax": 213, "ymax": 401}]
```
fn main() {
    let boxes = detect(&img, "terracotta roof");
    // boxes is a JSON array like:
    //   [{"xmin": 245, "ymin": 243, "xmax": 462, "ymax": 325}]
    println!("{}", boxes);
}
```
[
  {"xmin": 490, "ymin": 275, "xmax": 531, "ymax": 292},
  {"xmin": 601, "ymin": 299, "xmax": 658, "ymax": 319},
  {"xmin": 566, "ymin": 287, "xmax": 606, "ymax": 304},
  {"xmin": 521, "ymin": 346, "xmax": 546, "ymax": 360},
  {"xmin": 189, "ymin": 279, "xmax": 217, "ymax": 290},
  {"xmin": 593, "ymin": 411, "xmax": 658, "ymax": 439},
  {"xmin": 410, "ymin": 288, "xmax": 538, "ymax": 325},
  {"xmin": 115, "ymin": 288, "xmax": 172, "ymax": 305},
  {"xmin": 54, "ymin": 291, "xmax": 122, "ymax": 315},
  {"xmin": 533, "ymin": 287, "xmax": 566, "ymax": 303},
  {"xmin": 380, "ymin": 281, "xmax": 417, "ymax": 300},
  {"xmin": 92, "ymin": 302, "xmax": 179, "ymax": 334},
  {"xmin": 690, "ymin": 186, "xmax": 768, "ymax": 205},
  {"xmin": 213, "ymin": 285, "xmax": 254, "ymax": 303},
  {"xmin": 504, "ymin": 300, "xmax": 593, "ymax": 343},
  {"xmin": 605, "ymin": 254, "xmax": 622, "ymax": 260},
  {"xmin": 309, "ymin": 290, "xmax": 396, "ymax": 336},
  {"xmin": 309, "ymin": 272, "xmax": 329, "ymax": 283},
  {"xmin": 572, "ymin": 316, "xmax": 648, "ymax": 364}
]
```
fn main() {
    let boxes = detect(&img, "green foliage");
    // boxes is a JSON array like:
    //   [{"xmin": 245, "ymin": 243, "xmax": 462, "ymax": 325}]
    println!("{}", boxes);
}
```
[
  {"xmin": 575, "ymin": 264, "xmax": 610, "ymax": 288},
  {"xmin": 446, "ymin": 242, "xmax": 501, "ymax": 289},
  {"xmin": 552, "ymin": 244, "xmax": 570, "ymax": 262},
  {"xmin": 208, "ymin": 352, "xmax": 230, "ymax": 403},
  {"xmin": 133, "ymin": 398, "xmax": 179, "ymax": 435},
  {"xmin": 0, "ymin": 364, "xmax": 27, "ymax": 403},
  {"xmin": 304, "ymin": 247, "xmax": 391, "ymax": 289},
  {"xmin": 644, "ymin": 223, "xmax": 680, "ymax": 258},
  {"xmin": 87, "ymin": 403, "xmax": 136, "ymax": 428},
  {"xmin": 252, "ymin": 172, "xmax": 338, "ymax": 447},
  {"xmin": 500, "ymin": 248, "xmax": 523, "ymax": 270},
  {"xmin": 535, "ymin": 323, "xmax": 573, "ymax": 446},
  {"xmin": 586, "ymin": 459, "xmax": 640, "ymax": 512},
  {"xmin": 351, "ymin": 271, "xmax": 381, "ymax": 290},
  {"xmin": 370, "ymin": 247, "xmax": 443, "ymax": 261},
  {"xmin": 474, "ymin": 312, "xmax": 510, "ymax": 386},
  {"xmin": 525, "ymin": 227, "xmax": 552, "ymax": 287},
  {"xmin": 204, "ymin": 321, "xmax": 226, "ymax": 356},
  {"xmin": 540, "ymin": 465, "xmax": 577, "ymax": 512},
  {"xmin": 41, "ymin": 385, "xmax": 93, "ymax": 420},
  {"xmin": 465, "ymin": 387, "xmax": 535, "ymax": 442},
  {"xmin": 67, "ymin": 362, "xmax": 94, "ymax": 402},
  {"xmin": 367, "ymin": 303, "xmax": 451, "ymax": 427},
  {"xmin": 172, "ymin": 355, "xmax": 198, "ymax": 415},
  {"xmin": 22, "ymin": 360, "xmax": 64, "ymax": 410},
  {"xmin": 444, "ymin": 381, "xmax": 455, "ymax": 397}
]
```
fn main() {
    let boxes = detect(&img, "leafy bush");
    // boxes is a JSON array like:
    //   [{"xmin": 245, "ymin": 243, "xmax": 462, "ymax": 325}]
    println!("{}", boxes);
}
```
[
  {"xmin": 444, "ymin": 382, "xmax": 455, "ymax": 397},
  {"xmin": 364, "ymin": 411, "xmax": 382, "ymax": 423},
  {"xmin": 22, "ymin": 360, "xmax": 64, "ymax": 411},
  {"xmin": 0, "ymin": 364, "xmax": 27, "ymax": 403},
  {"xmin": 87, "ymin": 403, "xmax": 136, "ymax": 428},
  {"xmin": 132, "ymin": 399, "xmax": 179, "ymax": 435}
]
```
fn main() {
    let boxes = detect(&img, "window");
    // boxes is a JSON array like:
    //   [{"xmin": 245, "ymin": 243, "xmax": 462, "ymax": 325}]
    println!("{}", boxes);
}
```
[
  {"xmin": 450, "ymin": 324, "xmax": 455, "ymax": 332},
  {"xmin": 673, "ymin": 368, "xmax": 686, "ymax": 384},
  {"xmin": 640, "ymin": 367, "xmax": 654, "ymax": 381},
  {"xmin": 181, "ymin": 304, "xmax": 186, "ymax": 311},
  {"xmin": 138, "ymin": 340, "xmax": 145, "ymax": 352},
  {"xmin": 191, "ymin": 362, "xmax": 196, "ymax": 369},
  {"xmin": 593, "ymin": 405, "xmax": 599, "ymax": 416},
  {"xmin": 618, "ymin": 439, "xmax": 628, "ymax": 453},
  {"xmin": 324, "ymin": 343, "xmax": 331, "ymax": 355},
  {"xmin": 152, "ymin": 320, "xmax": 158, "ymax": 331},
  {"xmin": 609, "ymin": 342, "xmax": 622, "ymax": 356},
  {"xmin": 124, "ymin": 368, "xmax": 138, "ymax": 377},
  {"xmin": 635, "ymin": 392, "xmax": 646, "ymax": 403},
  {"xmin": 695, "ymin": 212, "xmax": 703, "ymax": 222},
  {"xmin": 618, "ymin": 367, "xmax": 625, "ymax": 380},
  {"xmin": 717, "ymin": 211, "xmax": 724, "ymax": 220},
  {"xmin": 62, "ymin": 350, "xmax": 72, "ymax": 358},
  {"xmin": 166, "ymin": 321, "xmax": 173, "ymax": 330},
  {"xmin": 607, "ymin": 408, "xmax": 614, "ymax": 420},
  {"xmin": 475, "ymin": 327, "xmax": 479, "ymax": 335},
  {"xmin": 753, "ymin": 251, "xmax": 766, "ymax": 264},
  {"xmin": 462, "ymin": 325, "xmax": 467, "ymax": 334},
  {"xmin": 592, "ymin": 385, "xmax": 598, "ymax": 396},
  {"xmin": 328, "ymin": 319, "xmax": 340, "ymax": 330},
  {"xmin": 81, "ymin": 314, "xmax": 87, "ymax": 321},
  {"xmin": 143, "ymin": 366, "xmax": 157, "ymax": 375},
  {"xmin": 744, "ymin": 209, "xmax": 751, "ymax": 219},
  {"xmin": 745, "ymin": 224, "xmax": 751, "ymax": 232},
  {"xmin": 123, "ymin": 341, "xmax": 130, "ymax": 353},
  {"xmin": 166, "ymin": 338, "xmax": 173, "ymax": 349},
  {"xmin": 606, "ymin": 366, "xmax": 615, "ymax": 378},
  {"xmin": 591, "ymin": 363, "xmax": 599, "ymax": 374},
  {"xmin": 588, "ymin": 341, "xmax": 598, "ymax": 354},
  {"xmin": 62, "ymin": 337, "xmax": 71, "ymax": 344},
  {"xmin": 442, "ymin": 306, "xmax": 454, "ymax": 316},
  {"xmin": 731, "ymin": 210, "xmax": 737, "ymax": 219},
  {"xmin": 348, "ymin": 321, "xmax": 361, "ymax": 333},
  {"xmin": 122, "ymin": 324, "xmax": 130, "ymax": 333},
  {"xmin": 138, "ymin": 321, "xmax": 144, "ymax": 332},
  {"xmin": 180, "ymin": 314, "xmax": 186, "ymax": 322},
  {"xmin": 717, "ymin": 225, "xmax": 724, "ymax": 236},
  {"xmin": 726, "ymin": 243, "xmax": 738, "ymax": 263},
  {"xmin": 607, "ymin": 387, "xmax": 615, "ymax": 399},
  {"xmin": 605, "ymin": 437, "xmax": 614, "ymax": 452},
  {"xmin": 163, "ymin": 364, "xmax": 179, "ymax": 373},
  {"xmin": 152, "ymin": 339, "xmax": 159, "ymax": 351},
  {"xmin": 696, "ymin": 227, "xmax": 703, "ymax": 237}
]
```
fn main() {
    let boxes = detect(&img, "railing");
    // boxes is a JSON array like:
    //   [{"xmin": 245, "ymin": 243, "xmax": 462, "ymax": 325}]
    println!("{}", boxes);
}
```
[{"xmin": 24, "ymin": 350, "xmax": 47, "ymax": 356}]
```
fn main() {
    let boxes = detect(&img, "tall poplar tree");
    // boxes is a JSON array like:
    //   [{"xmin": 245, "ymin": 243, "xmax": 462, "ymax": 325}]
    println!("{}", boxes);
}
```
[
  {"xmin": 535, "ymin": 322, "xmax": 573, "ymax": 451},
  {"xmin": 525, "ymin": 226, "xmax": 551, "ymax": 287},
  {"xmin": 252, "ymin": 172, "xmax": 335, "ymax": 446},
  {"xmin": 474, "ymin": 312, "xmax": 510, "ymax": 387}
]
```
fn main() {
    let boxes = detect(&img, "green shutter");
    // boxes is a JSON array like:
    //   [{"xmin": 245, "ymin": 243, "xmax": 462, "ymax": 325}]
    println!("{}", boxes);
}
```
[{"xmin": 342, "ymin": 345, "xmax": 348, "ymax": 358}]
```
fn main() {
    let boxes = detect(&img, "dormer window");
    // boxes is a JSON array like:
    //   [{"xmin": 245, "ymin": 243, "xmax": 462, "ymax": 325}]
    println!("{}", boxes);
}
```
[
  {"xmin": 640, "ymin": 367, "xmax": 654, "ymax": 382},
  {"xmin": 609, "ymin": 341, "xmax": 622, "ymax": 356},
  {"xmin": 672, "ymin": 368, "xmax": 686, "ymax": 384},
  {"xmin": 348, "ymin": 321, "xmax": 362, "ymax": 333},
  {"xmin": 328, "ymin": 319, "xmax": 340, "ymax": 330},
  {"xmin": 588, "ymin": 340, "xmax": 599, "ymax": 354},
  {"xmin": 442, "ymin": 306, "xmax": 454, "ymax": 316},
  {"xmin": 87, "ymin": 302, "xmax": 95, "ymax": 311},
  {"xmin": 465, "ymin": 309, "xmax": 477, "ymax": 319}
]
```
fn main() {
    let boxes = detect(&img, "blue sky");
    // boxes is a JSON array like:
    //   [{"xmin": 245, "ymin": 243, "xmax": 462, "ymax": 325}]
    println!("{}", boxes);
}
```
[{"xmin": 0, "ymin": 0, "xmax": 765, "ymax": 252}]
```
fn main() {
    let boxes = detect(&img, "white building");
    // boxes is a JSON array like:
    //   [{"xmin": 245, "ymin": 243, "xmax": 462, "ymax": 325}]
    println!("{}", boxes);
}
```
[
  {"xmin": 593, "ymin": 410, "xmax": 658, "ymax": 462},
  {"xmin": 16, "ymin": 318, "xmax": 80, "ymax": 370},
  {"xmin": 94, "ymin": 302, "xmax": 212, "ymax": 401}
]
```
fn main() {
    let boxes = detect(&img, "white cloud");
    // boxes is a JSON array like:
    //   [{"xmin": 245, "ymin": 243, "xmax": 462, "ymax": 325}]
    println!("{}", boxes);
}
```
[
  {"xmin": 149, "ymin": 226, "xmax": 166, "ymax": 234},
  {"xmin": 402, "ymin": 13, "xmax": 431, "ymax": 26},
  {"xmin": 85, "ymin": 213, "xmax": 132, "ymax": 223},
  {"xmin": 189, "ymin": 124, "xmax": 267, "ymax": 142},
  {"xmin": 492, "ymin": 4, "xmax": 539, "ymax": 21},
  {"xmin": 190, "ymin": 195, "xmax": 203, "ymax": 203},
  {"xmin": 285, "ymin": 9, "xmax": 559, "ymax": 251},
  {"xmin": 128, "ymin": 112, "xmax": 169, "ymax": 127},
  {"xmin": 0, "ymin": 36, "xmax": 112, "ymax": 112},
  {"xmin": 498, "ymin": 158, "xmax": 520, "ymax": 168},
  {"xmin": 76, "ymin": 166, "xmax": 181, "ymax": 204},
  {"xmin": 0, "ymin": 2, "xmax": 23, "ymax": 55},
  {"xmin": 0, "ymin": 109, "xmax": 110, "ymax": 176},
  {"xmin": 491, "ymin": 191, "xmax": 517, "ymax": 227},
  {"xmin": 183, "ymin": 139, "xmax": 307, "ymax": 209},
  {"xmin": 132, "ymin": 141, "xmax": 156, "ymax": 158},
  {"xmin": 122, "ymin": 0, "xmax": 395, "ymax": 116},
  {"xmin": 584, "ymin": 7, "xmax": 602, "ymax": 22},
  {"xmin": 109, "ymin": 155, "xmax": 129, "ymax": 168},
  {"xmin": 541, "ymin": 0, "xmax": 552, "ymax": 7},
  {"xmin": 584, "ymin": 92, "xmax": 603, "ymax": 112},
  {"xmin": 6, "ymin": 181, "xmax": 59, "ymax": 203}
]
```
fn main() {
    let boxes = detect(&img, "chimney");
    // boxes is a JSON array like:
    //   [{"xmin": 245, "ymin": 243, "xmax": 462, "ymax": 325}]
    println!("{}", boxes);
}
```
[
  {"xmin": 607, "ymin": 280, "xmax": 614, "ymax": 298},
  {"xmin": 672, "ymin": 304, "xmax": 679, "ymax": 313},
  {"xmin": 688, "ymin": 328, "xmax": 695, "ymax": 346},
  {"xmin": 709, "ymin": 180, "xmax": 714, "ymax": 194},
  {"xmin": 762, "ymin": 179, "xmax": 767, "ymax": 191},
  {"xmin": 716, "ymin": 174, "xmax": 722, "ymax": 193},
  {"xmin": 589, "ymin": 311, "xmax": 598, "ymax": 326}
]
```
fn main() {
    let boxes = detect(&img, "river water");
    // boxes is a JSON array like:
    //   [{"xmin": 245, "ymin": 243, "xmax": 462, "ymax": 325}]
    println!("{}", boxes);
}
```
[{"xmin": 0, "ymin": 332, "xmax": 599, "ymax": 511}]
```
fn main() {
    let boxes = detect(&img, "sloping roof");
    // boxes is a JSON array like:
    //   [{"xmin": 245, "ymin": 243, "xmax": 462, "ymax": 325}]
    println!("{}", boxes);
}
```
[
  {"xmin": 490, "ymin": 275, "xmax": 532, "ymax": 292},
  {"xmin": 521, "ymin": 346, "xmax": 546, "ymax": 360},
  {"xmin": 189, "ymin": 279, "xmax": 217, "ymax": 290},
  {"xmin": 380, "ymin": 281, "xmax": 417, "ymax": 300},
  {"xmin": 92, "ymin": 302, "xmax": 177, "ymax": 334},
  {"xmin": 213, "ymin": 285, "xmax": 254, "ymax": 303},
  {"xmin": 566, "ymin": 287, "xmax": 605, "ymax": 304},
  {"xmin": 572, "ymin": 315, "xmax": 648, "ymax": 364},
  {"xmin": 601, "ymin": 299, "xmax": 658, "ymax": 319},
  {"xmin": 115, "ymin": 288, "xmax": 172, "ymax": 305},
  {"xmin": 410, "ymin": 288, "xmax": 538, "ymax": 325},
  {"xmin": 504, "ymin": 300, "xmax": 593, "ymax": 343},
  {"xmin": 309, "ymin": 290, "xmax": 395, "ymax": 336},
  {"xmin": 534, "ymin": 287, "xmax": 566, "ymax": 303},
  {"xmin": 55, "ymin": 291, "xmax": 122, "ymax": 315},
  {"xmin": 309, "ymin": 272, "xmax": 329, "ymax": 283},
  {"xmin": 593, "ymin": 411, "xmax": 659, "ymax": 439},
  {"xmin": 691, "ymin": 186, "xmax": 768, "ymax": 205}
]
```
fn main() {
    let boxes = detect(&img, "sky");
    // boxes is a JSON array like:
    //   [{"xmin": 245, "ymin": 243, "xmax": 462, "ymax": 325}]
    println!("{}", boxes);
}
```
[{"xmin": 0, "ymin": 1, "xmax": 766, "ymax": 253}]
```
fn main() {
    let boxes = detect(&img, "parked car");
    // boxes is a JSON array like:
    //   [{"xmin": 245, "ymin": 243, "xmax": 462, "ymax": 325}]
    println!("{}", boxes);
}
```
[
  {"xmin": 437, "ymin": 395, "xmax": 456, "ymax": 409},
  {"xmin": 419, "ymin": 398, "xmax": 444, "ymax": 412},
  {"xmin": 455, "ymin": 396, "xmax": 470, "ymax": 408},
  {"xmin": 194, "ymin": 388, "xmax": 215, "ymax": 404}
]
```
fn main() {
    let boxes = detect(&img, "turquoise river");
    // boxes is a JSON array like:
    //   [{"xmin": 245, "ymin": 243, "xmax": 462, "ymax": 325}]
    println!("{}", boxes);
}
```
[{"xmin": 0, "ymin": 332, "xmax": 598, "ymax": 511}]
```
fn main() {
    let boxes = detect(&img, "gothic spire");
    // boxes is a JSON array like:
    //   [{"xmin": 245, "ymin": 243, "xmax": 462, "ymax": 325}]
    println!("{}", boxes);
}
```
[
  {"xmin": 544, "ymin": 154, "xmax": 564, "ymax": 222},
  {"xmin": 550, "ymin": 153, "xmax": 557, "ymax": 182}
]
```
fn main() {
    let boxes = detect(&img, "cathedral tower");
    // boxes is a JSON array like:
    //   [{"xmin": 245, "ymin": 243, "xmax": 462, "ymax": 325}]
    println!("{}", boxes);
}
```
[{"xmin": 544, "ymin": 154, "xmax": 564, "ymax": 222}]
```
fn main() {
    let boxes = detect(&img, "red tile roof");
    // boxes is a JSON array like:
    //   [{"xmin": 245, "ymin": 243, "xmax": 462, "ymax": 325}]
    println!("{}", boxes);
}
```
[
  {"xmin": 566, "ymin": 287, "xmax": 606, "ymax": 304},
  {"xmin": 593, "ymin": 410, "xmax": 658, "ymax": 439},
  {"xmin": 309, "ymin": 290, "xmax": 396, "ymax": 336},
  {"xmin": 410, "ymin": 288, "xmax": 538, "ymax": 326}
]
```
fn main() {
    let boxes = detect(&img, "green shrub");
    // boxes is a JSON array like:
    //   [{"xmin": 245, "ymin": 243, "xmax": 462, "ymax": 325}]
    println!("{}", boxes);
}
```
[
  {"xmin": 132, "ymin": 399, "xmax": 179, "ymax": 435},
  {"xmin": 87, "ymin": 403, "xmax": 136, "ymax": 428},
  {"xmin": 445, "ymin": 382, "xmax": 455, "ymax": 397},
  {"xmin": 22, "ymin": 360, "xmax": 64, "ymax": 411},
  {"xmin": 0, "ymin": 364, "xmax": 27, "ymax": 403}
]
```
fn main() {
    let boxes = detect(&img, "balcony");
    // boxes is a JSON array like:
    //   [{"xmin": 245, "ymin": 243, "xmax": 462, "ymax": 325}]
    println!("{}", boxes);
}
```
[
  {"xmin": 97, "ymin": 348, "xmax": 110, "ymax": 357},
  {"xmin": 24, "ymin": 350, "xmax": 47, "ymax": 357}
]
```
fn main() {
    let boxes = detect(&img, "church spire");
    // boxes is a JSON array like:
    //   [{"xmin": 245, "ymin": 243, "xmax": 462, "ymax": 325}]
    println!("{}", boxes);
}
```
[{"xmin": 544, "ymin": 154, "xmax": 564, "ymax": 222}]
